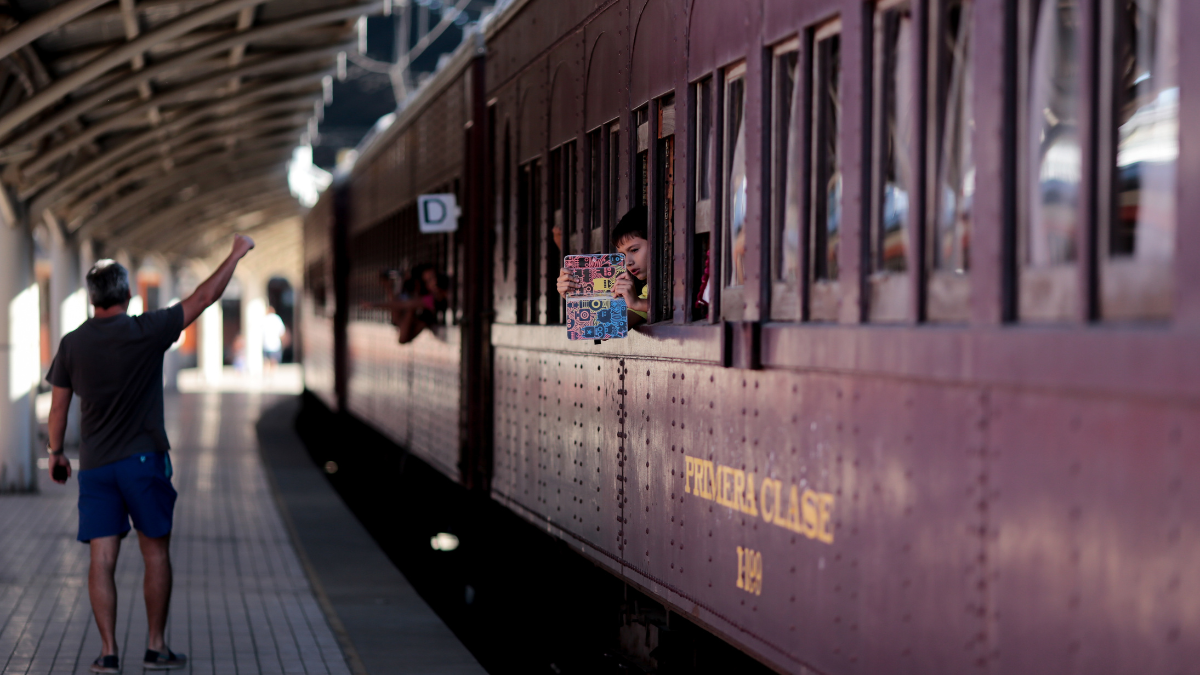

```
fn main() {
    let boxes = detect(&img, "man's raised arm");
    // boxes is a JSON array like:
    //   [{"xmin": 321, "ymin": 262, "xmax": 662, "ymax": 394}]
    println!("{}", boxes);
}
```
[{"xmin": 180, "ymin": 234, "xmax": 255, "ymax": 329}]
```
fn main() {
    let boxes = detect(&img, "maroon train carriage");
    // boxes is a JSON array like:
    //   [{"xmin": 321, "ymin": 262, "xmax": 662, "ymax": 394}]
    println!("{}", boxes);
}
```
[{"xmin": 303, "ymin": 0, "xmax": 1200, "ymax": 672}]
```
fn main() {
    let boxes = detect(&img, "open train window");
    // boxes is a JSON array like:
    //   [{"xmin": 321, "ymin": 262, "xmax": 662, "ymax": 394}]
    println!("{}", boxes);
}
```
[
  {"xmin": 502, "ymin": 123, "xmax": 512, "ymax": 283},
  {"xmin": 549, "ymin": 142, "xmax": 574, "ymax": 322},
  {"xmin": 608, "ymin": 122, "xmax": 621, "ymax": 251},
  {"xmin": 768, "ymin": 36, "xmax": 802, "ymax": 321},
  {"xmin": 653, "ymin": 94, "xmax": 676, "ymax": 323},
  {"xmin": 926, "ymin": 0, "xmax": 975, "ymax": 323},
  {"xmin": 692, "ymin": 76, "xmax": 715, "ymax": 321},
  {"xmin": 516, "ymin": 159, "xmax": 542, "ymax": 324},
  {"xmin": 586, "ymin": 123, "xmax": 621, "ymax": 254},
  {"xmin": 722, "ymin": 61, "xmax": 748, "ymax": 321},
  {"xmin": 587, "ymin": 129, "xmax": 603, "ymax": 252},
  {"xmin": 869, "ymin": 0, "xmax": 915, "ymax": 322},
  {"xmin": 809, "ymin": 22, "xmax": 843, "ymax": 322},
  {"xmin": 635, "ymin": 106, "xmax": 650, "ymax": 208},
  {"xmin": 1019, "ymin": 0, "xmax": 1081, "ymax": 321},
  {"xmin": 305, "ymin": 259, "xmax": 327, "ymax": 314},
  {"xmin": 1099, "ymin": 0, "xmax": 1177, "ymax": 321}
]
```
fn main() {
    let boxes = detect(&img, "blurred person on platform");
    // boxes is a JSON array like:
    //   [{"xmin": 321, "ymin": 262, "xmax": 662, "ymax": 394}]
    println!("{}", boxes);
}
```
[{"xmin": 263, "ymin": 305, "xmax": 286, "ymax": 370}]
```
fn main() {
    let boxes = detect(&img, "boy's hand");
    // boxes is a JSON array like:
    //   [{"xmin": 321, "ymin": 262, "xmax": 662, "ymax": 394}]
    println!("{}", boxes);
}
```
[
  {"xmin": 613, "ymin": 272, "xmax": 635, "ymax": 303},
  {"xmin": 614, "ymin": 272, "xmax": 650, "ymax": 315},
  {"xmin": 556, "ymin": 268, "xmax": 576, "ymax": 296}
]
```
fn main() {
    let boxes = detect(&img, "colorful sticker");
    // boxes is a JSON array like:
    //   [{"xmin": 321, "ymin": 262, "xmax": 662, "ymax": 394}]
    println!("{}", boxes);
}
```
[
  {"xmin": 563, "ymin": 254, "xmax": 626, "ymax": 298},
  {"xmin": 566, "ymin": 297, "xmax": 628, "ymax": 340}
]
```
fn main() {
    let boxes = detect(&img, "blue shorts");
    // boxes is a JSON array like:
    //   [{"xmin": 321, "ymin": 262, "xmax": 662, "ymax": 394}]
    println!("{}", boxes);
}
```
[{"xmin": 77, "ymin": 452, "xmax": 177, "ymax": 542}]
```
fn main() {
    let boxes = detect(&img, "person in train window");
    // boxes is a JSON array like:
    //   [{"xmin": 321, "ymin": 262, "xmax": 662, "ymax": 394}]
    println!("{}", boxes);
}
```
[
  {"xmin": 556, "ymin": 206, "xmax": 651, "ymax": 327},
  {"xmin": 362, "ymin": 263, "xmax": 450, "ymax": 343}
]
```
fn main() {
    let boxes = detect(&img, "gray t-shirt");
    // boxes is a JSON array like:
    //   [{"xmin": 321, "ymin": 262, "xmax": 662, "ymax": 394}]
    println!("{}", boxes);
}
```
[{"xmin": 46, "ymin": 305, "xmax": 185, "ymax": 471}]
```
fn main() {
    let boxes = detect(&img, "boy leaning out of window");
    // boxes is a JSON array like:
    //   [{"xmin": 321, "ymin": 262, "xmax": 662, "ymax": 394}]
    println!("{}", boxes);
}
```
[{"xmin": 556, "ymin": 206, "xmax": 650, "ymax": 328}]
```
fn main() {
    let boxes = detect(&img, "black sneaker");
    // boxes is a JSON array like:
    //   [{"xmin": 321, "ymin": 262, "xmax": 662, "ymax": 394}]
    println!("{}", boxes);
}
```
[
  {"xmin": 89, "ymin": 655, "xmax": 119, "ymax": 673},
  {"xmin": 142, "ymin": 649, "xmax": 186, "ymax": 670}
]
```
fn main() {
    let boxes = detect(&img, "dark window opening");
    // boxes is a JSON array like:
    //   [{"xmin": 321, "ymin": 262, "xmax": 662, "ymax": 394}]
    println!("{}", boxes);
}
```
[
  {"xmin": 517, "ymin": 159, "xmax": 542, "ymax": 324},
  {"xmin": 635, "ymin": 106, "xmax": 650, "ymax": 208},
  {"xmin": 588, "ymin": 129, "xmax": 603, "ymax": 252},
  {"xmin": 607, "ymin": 122, "xmax": 621, "ymax": 250},
  {"xmin": 653, "ymin": 94, "xmax": 676, "ymax": 323},
  {"xmin": 692, "ymin": 76, "xmax": 715, "ymax": 321}
]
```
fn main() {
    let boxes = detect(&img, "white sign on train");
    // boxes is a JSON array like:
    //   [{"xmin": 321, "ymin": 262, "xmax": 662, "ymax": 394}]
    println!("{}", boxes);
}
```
[{"xmin": 418, "ymin": 193, "xmax": 460, "ymax": 233}]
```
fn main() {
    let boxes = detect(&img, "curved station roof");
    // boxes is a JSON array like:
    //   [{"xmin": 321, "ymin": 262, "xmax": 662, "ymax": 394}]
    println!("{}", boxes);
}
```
[{"xmin": 0, "ymin": 0, "xmax": 377, "ymax": 257}]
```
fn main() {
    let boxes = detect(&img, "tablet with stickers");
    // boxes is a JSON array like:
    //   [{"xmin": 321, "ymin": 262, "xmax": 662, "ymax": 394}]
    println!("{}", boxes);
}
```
[
  {"xmin": 562, "ymin": 254, "xmax": 626, "ymax": 297},
  {"xmin": 563, "ymin": 254, "xmax": 628, "ymax": 340}
]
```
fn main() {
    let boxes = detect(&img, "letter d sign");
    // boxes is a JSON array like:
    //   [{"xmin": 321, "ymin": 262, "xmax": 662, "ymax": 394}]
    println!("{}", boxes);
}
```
[{"xmin": 418, "ymin": 194, "xmax": 459, "ymax": 233}]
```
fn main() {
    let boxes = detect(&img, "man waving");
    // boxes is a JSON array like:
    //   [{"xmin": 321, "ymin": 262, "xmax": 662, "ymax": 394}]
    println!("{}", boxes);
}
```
[{"xmin": 46, "ymin": 234, "xmax": 254, "ymax": 673}]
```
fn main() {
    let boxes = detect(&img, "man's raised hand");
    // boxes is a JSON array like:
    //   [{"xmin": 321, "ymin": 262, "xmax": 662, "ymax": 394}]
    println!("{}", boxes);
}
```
[{"xmin": 231, "ymin": 234, "xmax": 255, "ymax": 259}]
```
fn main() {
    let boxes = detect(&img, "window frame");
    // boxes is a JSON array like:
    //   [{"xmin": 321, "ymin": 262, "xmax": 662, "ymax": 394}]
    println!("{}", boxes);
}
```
[
  {"xmin": 925, "ymin": 0, "xmax": 975, "ymax": 323},
  {"xmin": 867, "ymin": 0, "xmax": 919, "ymax": 323},
  {"xmin": 690, "ymin": 75, "xmax": 717, "ymax": 323},
  {"xmin": 1015, "ymin": 0, "xmax": 1086, "ymax": 323},
  {"xmin": 1095, "ymin": 0, "xmax": 1178, "ymax": 322},
  {"xmin": 720, "ymin": 60, "xmax": 749, "ymax": 321},
  {"xmin": 767, "ymin": 36, "xmax": 802, "ymax": 322}
]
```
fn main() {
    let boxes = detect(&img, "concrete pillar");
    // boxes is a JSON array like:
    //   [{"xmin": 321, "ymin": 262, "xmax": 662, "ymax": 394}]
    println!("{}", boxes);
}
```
[
  {"xmin": 113, "ymin": 251, "xmax": 142, "ymax": 316},
  {"xmin": 242, "ymin": 275, "xmax": 265, "ymax": 379},
  {"xmin": 79, "ymin": 238, "xmax": 95, "ymax": 319},
  {"xmin": 0, "ymin": 220, "xmax": 40, "ymax": 492},
  {"xmin": 47, "ymin": 227, "xmax": 84, "ymax": 448},
  {"xmin": 199, "ymin": 301, "xmax": 223, "ymax": 385}
]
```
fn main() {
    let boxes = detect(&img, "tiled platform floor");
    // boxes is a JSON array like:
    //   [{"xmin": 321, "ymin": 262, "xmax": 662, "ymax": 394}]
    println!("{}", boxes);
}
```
[{"xmin": 0, "ymin": 393, "xmax": 352, "ymax": 675}]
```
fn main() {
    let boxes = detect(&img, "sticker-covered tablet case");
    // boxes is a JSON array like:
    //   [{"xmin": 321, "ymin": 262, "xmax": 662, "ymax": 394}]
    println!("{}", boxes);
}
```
[
  {"xmin": 566, "ymin": 297, "xmax": 628, "ymax": 340},
  {"xmin": 563, "ymin": 253, "xmax": 626, "ymax": 297}
]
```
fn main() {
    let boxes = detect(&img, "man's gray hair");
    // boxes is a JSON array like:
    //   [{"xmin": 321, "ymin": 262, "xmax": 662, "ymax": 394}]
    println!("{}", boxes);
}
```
[{"xmin": 86, "ymin": 259, "xmax": 131, "ymax": 309}]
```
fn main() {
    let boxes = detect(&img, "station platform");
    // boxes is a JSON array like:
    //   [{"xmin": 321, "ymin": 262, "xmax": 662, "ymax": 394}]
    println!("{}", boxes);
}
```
[{"xmin": 0, "ymin": 393, "xmax": 485, "ymax": 675}]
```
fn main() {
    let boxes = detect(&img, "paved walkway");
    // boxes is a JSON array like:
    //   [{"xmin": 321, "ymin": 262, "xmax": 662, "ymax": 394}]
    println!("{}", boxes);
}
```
[{"xmin": 0, "ymin": 393, "xmax": 351, "ymax": 675}]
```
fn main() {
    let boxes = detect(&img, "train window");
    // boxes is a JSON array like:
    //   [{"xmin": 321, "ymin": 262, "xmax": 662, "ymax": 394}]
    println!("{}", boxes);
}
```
[
  {"xmin": 1100, "ymin": 0, "xmax": 1178, "ymax": 321},
  {"xmin": 927, "ymin": 0, "xmax": 975, "ymax": 323},
  {"xmin": 549, "ymin": 143, "xmax": 573, "ymax": 324},
  {"xmin": 516, "ymin": 159, "xmax": 542, "ymax": 324},
  {"xmin": 653, "ymin": 94, "xmax": 676, "ymax": 323},
  {"xmin": 768, "ymin": 37, "xmax": 801, "ymax": 321},
  {"xmin": 869, "ymin": 0, "xmax": 915, "ymax": 322},
  {"xmin": 809, "ymin": 22, "xmax": 842, "ymax": 322},
  {"xmin": 635, "ymin": 106, "xmax": 650, "ymax": 208},
  {"xmin": 607, "ymin": 122, "xmax": 621, "ymax": 251},
  {"xmin": 305, "ymin": 260, "xmax": 327, "ymax": 313},
  {"xmin": 551, "ymin": 141, "xmax": 576, "ymax": 255},
  {"xmin": 502, "ymin": 124, "xmax": 512, "ymax": 283},
  {"xmin": 1020, "ymin": 0, "xmax": 1081, "ymax": 321},
  {"xmin": 588, "ymin": 129, "xmax": 603, "ymax": 252},
  {"xmin": 693, "ymin": 76, "xmax": 714, "ymax": 320},
  {"xmin": 722, "ymin": 61, "xmax": 748, "ymax": 320}
]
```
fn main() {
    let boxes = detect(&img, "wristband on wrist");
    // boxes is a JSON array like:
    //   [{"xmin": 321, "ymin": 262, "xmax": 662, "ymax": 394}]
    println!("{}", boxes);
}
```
[{"xmin": 47, "ymin": 445, "xmax": 63, "ymax": 456}]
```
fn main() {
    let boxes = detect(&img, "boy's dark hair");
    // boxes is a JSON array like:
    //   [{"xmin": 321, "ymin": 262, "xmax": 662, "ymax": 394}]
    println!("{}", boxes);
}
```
[{"xmin": 610, "ymin": 206, "xmax": 648, "ymax": 248}]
